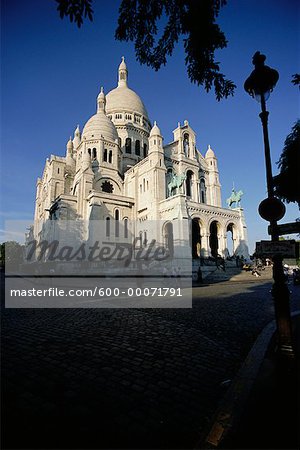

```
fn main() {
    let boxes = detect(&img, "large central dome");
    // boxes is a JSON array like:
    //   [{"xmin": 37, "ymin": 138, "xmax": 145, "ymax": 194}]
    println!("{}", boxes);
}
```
[
  {"xmin": 105, "ymin": 57, "xmax": 149, "ymax": 120},
  {"xmin": 106, "ymin": 86, "xmax": 148, "ymax": 118}
]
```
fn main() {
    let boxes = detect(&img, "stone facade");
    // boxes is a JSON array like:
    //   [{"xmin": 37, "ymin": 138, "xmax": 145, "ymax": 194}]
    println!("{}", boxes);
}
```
[{"xmin": 32, "ymin": 58, "xmax": 249, "ymax": 260}]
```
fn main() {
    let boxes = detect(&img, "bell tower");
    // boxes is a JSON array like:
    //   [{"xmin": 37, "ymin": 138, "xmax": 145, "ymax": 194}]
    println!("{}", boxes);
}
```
[{"xmin": 205, "ymin": 145, "xmax": 222, "ymax": 207}]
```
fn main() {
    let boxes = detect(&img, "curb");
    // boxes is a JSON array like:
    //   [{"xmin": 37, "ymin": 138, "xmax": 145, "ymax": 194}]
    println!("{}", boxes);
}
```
[{"xmin": 196, "ymin": 310, "xmax": 300, "ymax": 449}]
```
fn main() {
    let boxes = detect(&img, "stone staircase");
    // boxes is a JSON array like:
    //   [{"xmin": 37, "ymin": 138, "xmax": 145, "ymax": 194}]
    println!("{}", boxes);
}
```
[
  {"xmin": 203, "ymin": 266, "xmax": 241, "ymax": 283},
  {"xmin": 192, "ymin": 258, "xmax": 274, "ymax": 284},
  {"xmin": 203, "ymin": 265, "xmax": 273, "ymax": 284}
]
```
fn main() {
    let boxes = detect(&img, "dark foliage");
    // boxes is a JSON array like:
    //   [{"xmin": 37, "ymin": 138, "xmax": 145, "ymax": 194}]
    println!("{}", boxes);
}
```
[
  {"xmin": 56, "ymin": 0, "xmax": 93, "ymax": 28},
  {"xmin": 55, "ymin": 0, "xmax": 235, "ymax": 100},
  {"xmin": 115, "ymin": 0, "xmax": 235, "ymax": 100},
  {"xmin": 292, "ymin": 73, "xmax": 300, "ymax": 86},
  {"xmin": 273, "ymin": 120, "xmax": 300, "ymax": 207}
]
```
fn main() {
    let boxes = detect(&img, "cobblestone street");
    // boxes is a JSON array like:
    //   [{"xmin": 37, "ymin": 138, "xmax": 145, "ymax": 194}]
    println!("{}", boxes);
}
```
[{"xmin": 1, "ymin": 269, "xmax": 299, "ymax": 449}]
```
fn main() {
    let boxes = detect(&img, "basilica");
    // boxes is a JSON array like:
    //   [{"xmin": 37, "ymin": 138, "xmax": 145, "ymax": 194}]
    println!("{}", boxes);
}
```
[{"xmin": 32, "ymin": 58, "xmax": 249, "ymax": 263}]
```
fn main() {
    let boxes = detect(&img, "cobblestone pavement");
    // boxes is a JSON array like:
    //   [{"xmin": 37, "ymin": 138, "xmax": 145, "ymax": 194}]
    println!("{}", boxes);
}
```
[{"xmin": 1, "ymin": 269, "xmax": 299, "ymax": 449}]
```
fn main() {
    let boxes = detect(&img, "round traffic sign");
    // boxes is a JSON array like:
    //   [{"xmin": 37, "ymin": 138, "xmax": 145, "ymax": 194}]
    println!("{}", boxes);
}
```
[{"xmin": 258, "ymin": 197, "xmax": 286, "ymax": 222}]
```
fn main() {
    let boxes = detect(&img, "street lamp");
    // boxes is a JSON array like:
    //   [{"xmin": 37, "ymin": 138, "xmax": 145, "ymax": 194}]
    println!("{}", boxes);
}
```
[{"xmin": 244, "ymin": 52, "xmax": 294, "ymax": 358}]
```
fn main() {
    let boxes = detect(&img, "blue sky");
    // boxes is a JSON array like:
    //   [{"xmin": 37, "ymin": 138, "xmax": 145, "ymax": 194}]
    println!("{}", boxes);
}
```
[{"xmin": 1, "ymin": 0, "xmax": 299, "ymax": 252}]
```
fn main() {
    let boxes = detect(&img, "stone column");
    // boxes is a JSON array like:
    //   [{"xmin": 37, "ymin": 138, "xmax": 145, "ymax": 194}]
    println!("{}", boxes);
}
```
[
  {"xmin": 217, "ymin": 231, "xmax": 226, "ymax": 256},
  {"xmin": 201, "ymin": 232, "xmax": 209, "ymax": 257},
  {"xmin": 196, "ymin": 180, "xmax": 200, "ymax": 203}
]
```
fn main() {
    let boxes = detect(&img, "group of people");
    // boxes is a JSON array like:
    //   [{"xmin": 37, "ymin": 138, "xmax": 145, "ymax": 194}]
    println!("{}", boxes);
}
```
[{"xmin": 284, "ymin": 264, "xmax": 300, "ymax": 285}]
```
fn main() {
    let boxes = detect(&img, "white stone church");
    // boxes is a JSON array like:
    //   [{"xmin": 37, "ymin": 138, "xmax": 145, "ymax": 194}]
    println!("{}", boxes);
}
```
[{"xmin": 32, "ymin": 58, "xmax": 249, "ymax": 263}]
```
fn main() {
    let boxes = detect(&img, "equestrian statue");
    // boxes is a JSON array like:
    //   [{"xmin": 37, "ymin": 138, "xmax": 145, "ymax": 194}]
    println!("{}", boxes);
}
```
[
  {"xmin": 167, "ymin": 173, "xmax": 186, "ymax": 197},
  {"xmin": 226, "ymin": 188, "xmax": 243, "ymax": 208}
]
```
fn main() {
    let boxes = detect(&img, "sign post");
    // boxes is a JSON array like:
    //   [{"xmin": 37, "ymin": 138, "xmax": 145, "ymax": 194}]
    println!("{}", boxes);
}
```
[
  {"xmin": 268, "ymin": 221, "xmax": 300, "ymax": 237},
  {"xmin": 256, "ymin": 240, "xmax": 296, "ymax": 258}
]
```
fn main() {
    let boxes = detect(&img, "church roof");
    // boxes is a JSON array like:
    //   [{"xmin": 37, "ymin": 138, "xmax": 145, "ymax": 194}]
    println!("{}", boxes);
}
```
[
  {"xmin": 150, "ymin": 121, "xmax": 161, "ymax": 136},
  {"xmin": 82, "ymin": 87, "xmax": 118, "ymax": 142},
  {"xmin": 205, "ymin": 144, "xmax": 216, "ymax": 158},
  {"xmin": 106, "ymin": 86, "xmax": 148, "ymax": 118},
  {"xmin": 106, "ymin": 57, "xmax": 149, "ymax": 119},
  {"xmin": 82, "ymin": 111, "xmax": 118, "ymax": 142}
]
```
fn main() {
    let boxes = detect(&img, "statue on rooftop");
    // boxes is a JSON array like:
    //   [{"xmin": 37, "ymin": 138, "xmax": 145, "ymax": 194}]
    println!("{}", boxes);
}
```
[{"xmin": 226, "ymin": 188, "xmax": 243, "ymax": 208}]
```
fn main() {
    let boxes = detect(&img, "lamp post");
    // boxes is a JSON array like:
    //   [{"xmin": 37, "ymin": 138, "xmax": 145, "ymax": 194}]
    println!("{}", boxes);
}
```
[{"xmin": 244, "ymin": 52, "xmax": 294, "ymax": 358}]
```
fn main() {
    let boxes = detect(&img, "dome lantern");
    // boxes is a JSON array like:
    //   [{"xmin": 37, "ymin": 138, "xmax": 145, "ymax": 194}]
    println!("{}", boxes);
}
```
[
  {"xmin": 118, "ymin": 56, "xmax": 128, "ymax": 87},
  {"xmin": 106, "ymin": 58, "xmax": 149, "ymax": 123},
  {"xmin": 97, "ymin": 86, "xmax": 106, "ymax": 112}
]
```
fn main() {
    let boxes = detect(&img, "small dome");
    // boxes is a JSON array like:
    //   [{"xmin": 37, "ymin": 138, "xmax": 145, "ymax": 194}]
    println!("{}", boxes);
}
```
[
  {"xmin": 205, "ymin": 144, "xmax": 215, "ymax": 158},
  {"xmin": 150, "ymin": 121, "xmax": 161, "ymax": 137},
  {"xmin": 106, "ymin": 86, "xmax": 149, "ymax": 118},
  {"xmin": 82, "ymin": 112, "xmax": 118, "ymax": 142}
]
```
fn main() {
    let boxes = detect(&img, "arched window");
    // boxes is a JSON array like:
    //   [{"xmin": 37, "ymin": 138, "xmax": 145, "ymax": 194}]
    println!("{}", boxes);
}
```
[
  {"xmin": 186, "ymin": 170, "xmax": 193, "ymax": 198},
  {"xmin": 92, "ymin": 148, "xmax": 97, "ymax": 159},
  {"xmin": 164, "ymin": 222, "xmax": 174, "ymax": 257},
  {"xmin": 103, "ymin": 148, "xmax": 108, "ymax": 162},
  {"xmin": 124, "ymin": 218, "xmax": 128, "ymax": 238},
  {"xmin": 143, "ymin": 143, "xmax": 147, "ymax": 158},
  {"xmin": 108, "ymin": 150, "xmax": 112, "ymax": 163},
  {"xmin": 106, "ymin": 217, "xmax": 110, "ymax": 237},
  {"xmin": 144, "ymin": 231, "xmax": 147, "ymax": 247},
  {"xmin": 135, "ymin": 140, "xmax": 140, "ymax": 156},
  {"xmin": 125, "ymin": 138, "xmax": 131, "ymax": 154},
  {"xmin": 183, "ymin": 133, "xmax": 189, "ymax": 157},
  {"xmin": 115, "ymin": 209, "xmax": 119, "ymax": 237},
  {"xmin": 88, "ymin": 148, "xmax": 91, "ymax": 157},
  {"xmin": 200, "ymin": 179, "xmax": 206, "ymax": 203}
]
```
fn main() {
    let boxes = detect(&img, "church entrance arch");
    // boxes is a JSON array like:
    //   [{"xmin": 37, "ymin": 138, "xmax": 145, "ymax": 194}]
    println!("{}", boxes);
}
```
[
  {"xmin": 226, "ymin": 223, "xmax": 236, "ymax": 256},
  {"xmin": 191, "ymin": 218, "xmax": 201, "ymax": 258},
  {"xmin": 209, "ymin": 220, "xmax": 219, "ymax": 258},
  {"xmin": 226, "ymin": 223, "xmax": 235, "ymax": 257}
]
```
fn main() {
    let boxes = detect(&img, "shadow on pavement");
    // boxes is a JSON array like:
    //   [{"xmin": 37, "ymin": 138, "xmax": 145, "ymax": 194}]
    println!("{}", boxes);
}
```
[{"xmin": 1, "ymin": 268, "xmax": 299, "ymax": 450}]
